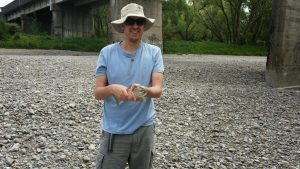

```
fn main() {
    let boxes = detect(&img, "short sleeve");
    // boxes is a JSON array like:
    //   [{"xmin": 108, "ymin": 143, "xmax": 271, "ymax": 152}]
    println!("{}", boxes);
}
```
[
  {"xmin": 95, "ymin": 50, "xmax": 107, "ymax": 77},
  {"xmin": 153, "ymin": 48, "xmax": 164, "ymax": 73}
]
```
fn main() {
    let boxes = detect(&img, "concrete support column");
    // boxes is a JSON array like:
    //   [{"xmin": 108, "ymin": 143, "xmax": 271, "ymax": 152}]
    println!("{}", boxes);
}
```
[
  {"xmin": 0, "ymin": 10, "xmax": 5, "ymax": 20},
  {"xmin": 79, "ymin": 6, "xmax": 94, "ymax": 37},
  {"xmin": 266, "ymin": 0, "xmax": 300, "ymax": 88},
  {"xmin": 109, "ymin": 0, "xmax": 163, "ymax": 48},
  {"xmin": 51, "ymin": 4, "xmax": 63, "ymax": 36},
  {"xmin": 63, "ymin": 7, "xmax": 73, "ymax": 37},
  {"xmin": 20, "ymin": 14, "xmax": 33, "ymax": 33},
  {"xmin": 59, "ymin": 5, "xmax": 94, "ymax": 37}
]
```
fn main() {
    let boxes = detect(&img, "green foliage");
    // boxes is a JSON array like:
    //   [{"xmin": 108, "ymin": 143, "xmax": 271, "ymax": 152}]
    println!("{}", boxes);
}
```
[
  {"xmin": 6, "ymin": 22, "xmax": 21, "ymax": 35},
  {"xmin": 0, "ymin": 34, "xmax": 266, "ymax": 55},
  {"xmin": 0, "ymin": 21, "xmax": 7, "ymax": 40},
  {"xmin": 0, "ymin": 20, "xmax": 21, "ymax": 40},
  {"xmin": 164, "ymin": 0, "xmax": 272, "ymax": 45},
  {"xmin": 94, "ymin": 0, "xmax": 109, "ymax": 38},
  {"xmin": 163, "ymin": 0, "xmax": 205, "ymax": 41},
  {"xmin": 0, "ymin": 34, "xmax": 108, "ymax": 52},
  {"xmin": 30, "ymin": 14, "xmax": 44, "ymax": 35},
  {"xmin": 163, "ymin": 40, "xmax": 267, "ymax": 56},
  {"xmin": 240, "ymin": 0, "xmax": 272, "ymax": 44}
]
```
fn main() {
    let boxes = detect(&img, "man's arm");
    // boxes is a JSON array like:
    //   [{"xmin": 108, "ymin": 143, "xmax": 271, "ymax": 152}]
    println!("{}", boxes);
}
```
[
  {"xmin": 94, "ymin": 76, "xmax": 109, "ymax": 100},
  {"xmin": 94, "ymin": 76, "xmax": 132, "ymax": 101},
  {"xmin": 146, "ymin": 72, "xmax": 164, "ymax": 98}
]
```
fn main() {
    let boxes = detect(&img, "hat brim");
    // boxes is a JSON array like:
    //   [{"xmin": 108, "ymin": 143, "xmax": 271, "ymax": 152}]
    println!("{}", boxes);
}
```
[{"xmin": 111, "ymin": 14, "xmax": 155, "ymax": 33}]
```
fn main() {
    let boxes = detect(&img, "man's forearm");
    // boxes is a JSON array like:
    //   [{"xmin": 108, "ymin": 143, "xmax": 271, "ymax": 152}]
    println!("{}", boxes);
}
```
[
  {"xmin": 94, "ymin": 86, "xmax": 113, "ymax": 100},
  {"xmin": 146, "ymin": 85, "xmax": 163, "ymax": 98}
]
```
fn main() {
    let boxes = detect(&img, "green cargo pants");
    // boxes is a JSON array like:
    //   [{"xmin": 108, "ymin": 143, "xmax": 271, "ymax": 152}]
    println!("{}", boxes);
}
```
[{"xmin": 96, "ymin": 125, "xmax": 155, "ymax": 169}]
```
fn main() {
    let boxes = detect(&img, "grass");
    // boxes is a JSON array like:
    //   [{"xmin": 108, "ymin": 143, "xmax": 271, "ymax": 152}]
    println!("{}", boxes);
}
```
[
  {"xmin": 0, "ymin": 34, "xmax": 267, "ymax": 56},
  {"xmin": 163, "ymin": 40, "xmax": 267, "ymax": 56},
  {"xmin": 0, "ymin": 34, "xmax": 108, "ymax": 52}
]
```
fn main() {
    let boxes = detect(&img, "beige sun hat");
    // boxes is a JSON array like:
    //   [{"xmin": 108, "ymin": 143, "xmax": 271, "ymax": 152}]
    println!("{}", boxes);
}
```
[{"xmin": 111, "ymin": 3, "xmax": 155, "ymax": 33}]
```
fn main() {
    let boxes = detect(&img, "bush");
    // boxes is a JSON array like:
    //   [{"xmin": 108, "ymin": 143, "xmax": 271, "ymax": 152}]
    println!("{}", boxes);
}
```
[
  {"xmin": 6, "ymin": 22, "xmax": 21, "ymax": 35},
  {"xmin": 0, "ymin": 21, "xmax": 8, "ymax": 40},
  {"xmin": 0, "ymin": 34, "xmax": 109, "ymax": 52},
  {"xmin": 11, "ymin": 33, "xmax": 21, "ymax": 40},
  {"xmin": 0, "ymin": 20, "xmax": 21, "ymax": 40}
]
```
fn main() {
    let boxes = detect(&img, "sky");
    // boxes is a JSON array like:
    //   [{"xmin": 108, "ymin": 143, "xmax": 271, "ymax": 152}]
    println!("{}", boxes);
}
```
[{"xmin": 0, "ymin": 0, "xmax": 14, "ymax": 7}]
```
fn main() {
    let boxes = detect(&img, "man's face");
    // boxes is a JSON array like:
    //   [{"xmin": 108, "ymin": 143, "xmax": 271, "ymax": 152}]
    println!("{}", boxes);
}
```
[{"xmin": 122, "ymin": 17, "xmax": 146, "ymax": 42}]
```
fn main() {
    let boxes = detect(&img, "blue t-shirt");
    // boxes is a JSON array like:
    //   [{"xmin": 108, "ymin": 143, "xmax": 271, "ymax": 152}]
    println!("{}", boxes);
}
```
[{"xmin": 95, "ymin": 41, "xmax": 164, "ymax": 134}]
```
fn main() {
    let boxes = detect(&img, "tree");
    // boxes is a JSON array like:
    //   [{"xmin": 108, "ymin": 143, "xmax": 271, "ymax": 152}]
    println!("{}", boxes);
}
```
[
  {"xmin": 192, "ymin": 0, "xmax": 246, "ymax": 44},
  {"xmin": 94, "ymin": 1, "xmax": 109, "ymax": 39},
  {"xmin": 241, "ymin": 0, "xmax": 272, "ymax": 44},
  {"xmin": 191, "ymin": 0, "xmax": 272, "ymax": 44},
  {"xmin": 163, "ymin": 0, "xmax": 206, "ymax": 41},
  {"xmin": 0, "ymin": 20, "xmax": 21, "ymax": 40}
]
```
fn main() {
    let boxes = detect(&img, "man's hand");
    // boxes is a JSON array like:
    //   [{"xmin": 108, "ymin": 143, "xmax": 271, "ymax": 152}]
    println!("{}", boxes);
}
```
[
  {"xmin": 110, "ymin": 83, "xmax": 148, "ymax": 105},
  {"xmin": 128, "ymin": 83, "xmax": 148, "ymax": 101},
  {"xmin": 110, "ymin": 84, "xmax": 134, "ymax": 101}
]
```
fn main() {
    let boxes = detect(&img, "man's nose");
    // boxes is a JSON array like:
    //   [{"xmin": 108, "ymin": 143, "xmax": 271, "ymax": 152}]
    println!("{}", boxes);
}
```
[{"xmin": 132, "ymin": 23, "xmax": 139, "ymax": 27}]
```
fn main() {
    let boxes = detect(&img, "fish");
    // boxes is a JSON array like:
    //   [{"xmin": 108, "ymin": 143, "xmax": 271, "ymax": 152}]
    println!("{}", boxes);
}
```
[{"xmin": 112, "ymin": 84, "xmax": 147, "ymax": 106}]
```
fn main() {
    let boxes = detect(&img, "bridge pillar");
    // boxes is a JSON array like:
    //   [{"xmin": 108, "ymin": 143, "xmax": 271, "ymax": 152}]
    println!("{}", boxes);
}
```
[
  {"xmin": 266, "ymin": 0, "xmax": 300, "ymax": 88},
  {"xmin": 109, "ymin": 0, "xmax": 163, "ymax": 48},
  {"xmin": 52, "ymin": 4, "xmax": 63, "ymax": 36},
  {"xmin": 51, "ymin": 3, "xmax": 95, "ymax": 37},
  {"xmin": 0, "ymin": 11, "xmax": 5, "ymax": 20},
  {"xmin": 20, "ymin": 14, "xmax": 33, "ymax": 33}
]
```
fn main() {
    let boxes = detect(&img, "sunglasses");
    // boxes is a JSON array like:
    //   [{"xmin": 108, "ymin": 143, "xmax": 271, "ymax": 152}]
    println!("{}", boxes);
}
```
[{"xmin": 124, "ymin": 18, "xmax": 146, "ymax": 26}]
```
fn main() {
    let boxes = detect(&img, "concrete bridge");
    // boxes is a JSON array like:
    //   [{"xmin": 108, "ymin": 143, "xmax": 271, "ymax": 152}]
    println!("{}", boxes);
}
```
[
  {"xmin": 0, "ymin": 0, "xmax": 299, "ymax": 88},
  {"xmin": 0, "ymin": 0, "xmax": 162, "ymax": 47}
]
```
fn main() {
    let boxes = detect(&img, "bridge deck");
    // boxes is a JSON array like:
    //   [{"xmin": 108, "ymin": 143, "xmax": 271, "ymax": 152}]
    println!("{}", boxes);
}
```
[{"xmin": 2, "ymin": 0, "xmax": 34, "ymax": 14}]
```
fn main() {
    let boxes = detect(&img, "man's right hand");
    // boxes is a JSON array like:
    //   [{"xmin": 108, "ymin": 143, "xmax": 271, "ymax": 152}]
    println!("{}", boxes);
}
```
[{"xmin": 110, "ymin": 84, "xmax": 134, "ymax": 101}]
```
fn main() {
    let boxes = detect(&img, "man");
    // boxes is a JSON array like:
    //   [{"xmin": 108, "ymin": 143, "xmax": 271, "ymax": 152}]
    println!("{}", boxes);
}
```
[{"xmin": 94, "ymin": 3, "xmax": 164, "ymax": 169}]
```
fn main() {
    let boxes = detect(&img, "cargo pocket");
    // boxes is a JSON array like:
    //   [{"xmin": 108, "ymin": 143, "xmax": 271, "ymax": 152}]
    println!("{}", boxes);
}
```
[{"xmin": 96, "ymin": 153, "xmax": 104, "ymax": 169}]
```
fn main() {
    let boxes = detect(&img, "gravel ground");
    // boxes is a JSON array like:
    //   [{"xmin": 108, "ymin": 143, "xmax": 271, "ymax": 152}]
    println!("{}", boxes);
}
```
[{"xmin": 0, "ymin": 49, "xmax": 299, "ymax": 169}]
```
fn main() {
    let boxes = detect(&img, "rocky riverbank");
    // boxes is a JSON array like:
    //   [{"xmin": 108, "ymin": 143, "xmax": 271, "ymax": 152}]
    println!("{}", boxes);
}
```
[{"xmin": 0, "ymin": 50, "xmax": 299, "ymax": 169}]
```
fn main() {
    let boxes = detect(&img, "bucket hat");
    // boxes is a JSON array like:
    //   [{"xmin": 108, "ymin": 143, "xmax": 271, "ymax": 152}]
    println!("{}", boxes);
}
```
[{"xmin": 111, "ymin": 3, "xmax": 155, "ymax": 33}]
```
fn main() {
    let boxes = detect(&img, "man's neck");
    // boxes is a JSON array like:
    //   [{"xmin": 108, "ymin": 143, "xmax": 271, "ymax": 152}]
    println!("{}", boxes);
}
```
[{"xmin": 121, "ymin": 40, "xmax": 141, "ymax": 53}]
